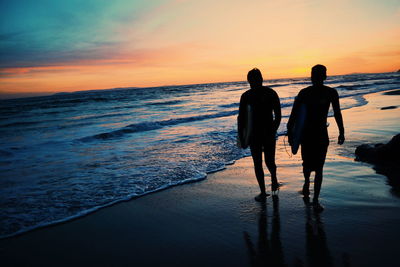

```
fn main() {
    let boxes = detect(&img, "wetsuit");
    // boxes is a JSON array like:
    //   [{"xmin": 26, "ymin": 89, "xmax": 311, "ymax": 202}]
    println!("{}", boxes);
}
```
[
  {"xmin": 239, "ymin": 86, "xmax": 281, "ymax": 152},
  {"xmin": 293, "ymin": 85, "xmax": 340, "ymax": 171}
]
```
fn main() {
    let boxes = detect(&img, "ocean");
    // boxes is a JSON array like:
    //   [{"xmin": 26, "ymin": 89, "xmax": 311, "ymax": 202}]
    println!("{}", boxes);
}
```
[{"xmin": 0, "ymin": 72, "xmax": 399, "ymax": 238}]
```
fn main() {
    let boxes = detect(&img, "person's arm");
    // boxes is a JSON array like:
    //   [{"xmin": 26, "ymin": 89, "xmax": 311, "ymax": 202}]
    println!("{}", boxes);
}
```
[
  {"xmin": 331, "ymin": 89, "xmax": 345, "ymax": 144},
  {"xmin": 272, "ymin": 91, "xmax": 281, "ymax": 133}
]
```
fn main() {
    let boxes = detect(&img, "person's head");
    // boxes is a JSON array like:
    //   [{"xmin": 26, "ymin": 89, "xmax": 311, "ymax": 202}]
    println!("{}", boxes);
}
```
[
  {"xmin": 311, "ymin": 64, "xmax": 327, "ymax": 85},
  {"xmin": 247, "ymin": 68, "xmax": 263, "ymax": 88}
]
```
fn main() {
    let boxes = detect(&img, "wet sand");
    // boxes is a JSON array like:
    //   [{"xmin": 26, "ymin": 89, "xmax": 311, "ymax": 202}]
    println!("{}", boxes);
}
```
[{"xmin": 1, "ymin": 90, "xmax": 400, "ymax": 266}]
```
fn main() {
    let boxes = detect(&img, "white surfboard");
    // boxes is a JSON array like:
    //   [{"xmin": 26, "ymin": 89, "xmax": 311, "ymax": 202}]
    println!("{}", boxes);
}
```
[
  {"xmin": 237, "ymin": 104, "xmax": 253, "ymax": 148},
  {"xmin": 289, "ymin": 103, "xmax": 306, "ymax": 155}
]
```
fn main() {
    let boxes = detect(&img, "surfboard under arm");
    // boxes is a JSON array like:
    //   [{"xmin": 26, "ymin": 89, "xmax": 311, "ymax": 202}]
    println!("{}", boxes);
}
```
[
  {"xmin": 237, "ymin": 104, "xmax": 253, "ymax": 149},
  {"xmin": 289, "ymin": 103, "xmax": 306, "ymax": 155}
]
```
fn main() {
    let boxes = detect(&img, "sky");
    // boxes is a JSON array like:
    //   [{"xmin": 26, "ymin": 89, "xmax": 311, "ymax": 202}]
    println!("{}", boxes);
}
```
[{"xmin": 0, "ymin": 0, "xmax": 399, "ymax": 97}]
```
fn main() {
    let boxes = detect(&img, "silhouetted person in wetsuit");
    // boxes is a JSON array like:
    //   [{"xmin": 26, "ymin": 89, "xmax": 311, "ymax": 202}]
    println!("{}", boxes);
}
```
[
  {"xmin": 288, "ymin": 65, "xmax": 345, "ymax": 211},
  {"xmin": 239, "ymin": 68, "xmax": 281, "ymax": 201}
]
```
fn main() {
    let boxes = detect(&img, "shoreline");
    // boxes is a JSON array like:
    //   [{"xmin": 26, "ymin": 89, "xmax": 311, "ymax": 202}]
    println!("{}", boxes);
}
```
[
  {"xmin": 2, "ymin": 86, "xmax": 395, "ymax": 241},
  {"xmin": 0, "ymin": 86, "xmax": 397, "ymax": 240},
  {"xmin": 1, "ymin": 89, "xmax": 400, "ymax": 266}
]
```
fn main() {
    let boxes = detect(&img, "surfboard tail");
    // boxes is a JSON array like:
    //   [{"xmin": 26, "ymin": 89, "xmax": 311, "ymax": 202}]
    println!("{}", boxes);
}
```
[
  {"xmin": 291, "ymin": 144, "xmax": 300, "ymax": 155},
  {"xmin": 237, "ymin": 104, "xmax": 253, "ymax": 149},
  {"xmin": 289, "ymin": 103, "xmax": 306, "ymax": 155}
]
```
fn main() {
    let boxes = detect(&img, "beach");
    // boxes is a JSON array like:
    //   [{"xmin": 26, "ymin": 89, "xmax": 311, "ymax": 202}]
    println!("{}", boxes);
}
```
[{"xmin": 1, "ymin": 88, "xmax": 399, "ymax": 266}]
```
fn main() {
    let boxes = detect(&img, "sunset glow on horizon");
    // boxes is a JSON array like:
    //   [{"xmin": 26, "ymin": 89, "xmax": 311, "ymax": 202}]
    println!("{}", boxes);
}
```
[{"xmin": 1, "ymin": 0, "xmax": 399, "ymax": 97}]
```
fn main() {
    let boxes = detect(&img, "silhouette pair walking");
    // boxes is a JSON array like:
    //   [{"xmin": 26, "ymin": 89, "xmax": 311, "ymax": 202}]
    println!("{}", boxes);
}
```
[{"xmin": 238, "ymin": 65, "xmax": 345, "ymax": 211}]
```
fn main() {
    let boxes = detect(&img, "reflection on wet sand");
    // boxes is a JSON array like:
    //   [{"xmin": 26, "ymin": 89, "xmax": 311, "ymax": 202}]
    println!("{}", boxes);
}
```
[
  {"xmin": 243, "ymin": 196, "xmax": 352, "ymax": 267},
  {"xmin": 243, "ymin": 195, "xmax": 285, "ymax": 266},
  {"xmin": 303, "ymin": 197, "xmax": 333, "ymax": 267}
]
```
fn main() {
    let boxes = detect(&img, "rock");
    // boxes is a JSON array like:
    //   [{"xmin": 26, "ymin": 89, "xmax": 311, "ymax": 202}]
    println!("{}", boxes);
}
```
[
  {"xmin": 384, "ymin": 89, "xmax": 400, "ymax": 95},
  {"xmin": 355, "ymin": 134, "xmax": 400, "ymax": 192},
  {"xmin": 356, "ymin": 134, "xmax": 400, "ymax": 162},
  {"xmin": 380, "ymin": 106, "xmax": 397, "ymax": 110}
]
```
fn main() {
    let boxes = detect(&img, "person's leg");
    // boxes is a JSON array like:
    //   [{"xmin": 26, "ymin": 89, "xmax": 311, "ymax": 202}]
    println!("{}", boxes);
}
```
[
  {"xmin": 302, "ymin": 167, "xmax": 311, "ymax": 196},
  {"xmin": 313, "ymin": 167, "xmax": 323, "ymax": 203},
  {"xmin": 251, "ymin": 145, "xmax": 267, "ymax": 201},
  {"xmin": 312, "ymin": 167, "xmax": 324, "ymax": 212},
  {"xmin": 264, "ymin": 139, "xmax": 278, "ymax": 191},
  {"xmin": 301, "ymin": 145, "xmax": 312, "ymax": 196},
  {"xmin": 312, "ymin": 145, "xmax": 328, "ymax": 212}
]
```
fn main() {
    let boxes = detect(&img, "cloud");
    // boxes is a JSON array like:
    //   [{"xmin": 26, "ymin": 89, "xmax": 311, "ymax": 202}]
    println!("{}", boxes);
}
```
[
  {"xmin": 0, "ymin": 1, "xmax": 165, "ymax": 69},
  {"xmin": 1, "ymin": 0, "xmax": 400, "ymax": 94},
  {"xmin": 369, "ymin": 50, "xmax": 400, "ymax": 58},
  {"xmin": 0, "ymin": 41, "xmax": 209, "ymax": 79}
]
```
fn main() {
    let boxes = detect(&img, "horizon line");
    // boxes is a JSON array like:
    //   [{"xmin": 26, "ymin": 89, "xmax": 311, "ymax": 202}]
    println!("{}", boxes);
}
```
[{"xmin": 0, "ymin": 70, "xmax": 397, "ymax": 101}]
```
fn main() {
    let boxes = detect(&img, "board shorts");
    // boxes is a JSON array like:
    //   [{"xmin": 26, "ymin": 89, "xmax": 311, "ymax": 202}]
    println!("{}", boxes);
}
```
[
  {"xmin": 249, "ymin": 134, "xmax": 276, "ymax": 155},
  {"xmin": 301, "ymin": 138, "xmax": 329, "ymax": 171}
]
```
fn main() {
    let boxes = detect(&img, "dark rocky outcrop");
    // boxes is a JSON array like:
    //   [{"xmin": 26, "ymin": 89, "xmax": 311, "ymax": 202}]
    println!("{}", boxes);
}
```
[
  {"xmin": 384, "ymin": 89, "xmax": 400, "ymax": 95},
  {"xmin": 355, "ymin": 134, "xmax": 400, "ymax": 192},
  {"xmin": 380, "ymin": 106, "xmax": 397, "ymax": 110}
]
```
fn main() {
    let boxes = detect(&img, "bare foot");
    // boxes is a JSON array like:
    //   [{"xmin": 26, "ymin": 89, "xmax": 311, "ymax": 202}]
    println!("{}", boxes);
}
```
[
  {"xmin": 302, "ymin": 182, "xmax": 310, "ymax": 197},
  {"xmin": 312, "ymin": 200, "xmax": 324, "ymax": 212},
  {"xmin": 254, "ymin": 192, "xmax": 269, "ymax": 202},
  {"xmin": 271, "ymin": 182, "xmax": 280, "ymax": 192}
]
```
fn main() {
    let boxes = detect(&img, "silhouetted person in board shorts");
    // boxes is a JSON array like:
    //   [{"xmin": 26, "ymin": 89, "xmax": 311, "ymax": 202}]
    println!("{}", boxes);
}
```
[
  {"xmin": 238, "ymin": 68, "xmax": 281, "ymax": 201},
  {"xmin": 288, "ymin": 64, "xmax": 345, "ymax": 211}
]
